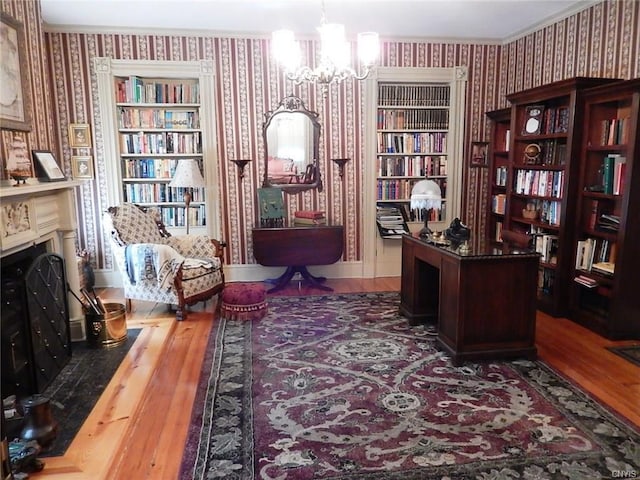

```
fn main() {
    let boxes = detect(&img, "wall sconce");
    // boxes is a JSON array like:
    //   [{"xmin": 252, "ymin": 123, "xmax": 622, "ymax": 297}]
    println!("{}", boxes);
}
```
[
  {"xmin": 331, "ymin": 158, "xmax": 350, "ymax": 179},
  {"xmin": 230, "ymin": 159, "xmax": 252, "ymax": 179}
]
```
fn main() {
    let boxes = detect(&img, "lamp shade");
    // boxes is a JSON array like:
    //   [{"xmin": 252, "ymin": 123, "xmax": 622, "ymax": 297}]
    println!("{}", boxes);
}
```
[
  {"xmin": 410, "ymin": 179, "xmax": 442, "ymax": 211},
  {"xmin": 169, "ymin": 159, "xmax": 206, "ymax": 188}
]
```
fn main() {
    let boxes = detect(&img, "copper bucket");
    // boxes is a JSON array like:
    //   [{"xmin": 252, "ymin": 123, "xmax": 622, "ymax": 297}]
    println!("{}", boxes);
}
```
[{"xmin": 85, "ymin": 303, "xmax": 127, "ymax": 347}]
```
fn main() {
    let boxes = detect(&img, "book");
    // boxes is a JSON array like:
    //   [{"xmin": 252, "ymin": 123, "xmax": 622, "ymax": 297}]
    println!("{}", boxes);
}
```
[
  {"xmin": 602, "ymin": 155, "xmax": 615, "ymax": 195},
  {"xmin": 293, "ymin": 217, "xmax": 327, "ymax": 225},
  {"xmin": 591, "ymin": 261, "xmax": 615, "ymax": 276},
  {"xmin": 294, "ymin": 210, "xmax": 325, "ymax": 220}
]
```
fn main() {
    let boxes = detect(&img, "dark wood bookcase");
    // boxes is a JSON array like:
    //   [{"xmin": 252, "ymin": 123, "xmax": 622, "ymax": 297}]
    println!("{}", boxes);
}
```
[
  {"xmin": 486, "ymin": 107, "xmax": 511, "ymax": 246},
  {"xmin": 503, "ymin": 77, "xmax": 618, "ymax": 317},
  {"xmin": 569, "ymin": 78, "xmax": 640, "ymax": 339}
]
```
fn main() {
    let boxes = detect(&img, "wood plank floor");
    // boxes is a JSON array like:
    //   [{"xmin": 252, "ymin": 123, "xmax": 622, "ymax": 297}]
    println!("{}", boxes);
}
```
[{"xmin": 31, "ymin": 278, "xmax": 639, "ymax": 479}]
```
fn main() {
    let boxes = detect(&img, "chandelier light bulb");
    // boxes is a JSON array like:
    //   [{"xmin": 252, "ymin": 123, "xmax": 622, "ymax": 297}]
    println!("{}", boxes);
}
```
[{"xmin": 357, "ymin": 32, "xmax": 380, "ymax": 67}]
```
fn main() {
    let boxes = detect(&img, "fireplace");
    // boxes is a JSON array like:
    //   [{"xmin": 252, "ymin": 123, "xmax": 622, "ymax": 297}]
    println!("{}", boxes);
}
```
[
  {"xmin": 1, "ymin": 180, "xmax": 84, "ymax": 400},
  {"xmin": 1, "ymin": 247, "xmax": 72, "ymax": 399}
]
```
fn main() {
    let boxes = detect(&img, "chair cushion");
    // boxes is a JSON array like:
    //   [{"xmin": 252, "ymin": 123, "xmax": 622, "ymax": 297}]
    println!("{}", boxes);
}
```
[
  {"xmin": 108, "ymin": 203, "xmax": 165, "ymax": 246},
  {"xmin": 221, "ymin": 283, "xmax": 267, "ymax": 321}
]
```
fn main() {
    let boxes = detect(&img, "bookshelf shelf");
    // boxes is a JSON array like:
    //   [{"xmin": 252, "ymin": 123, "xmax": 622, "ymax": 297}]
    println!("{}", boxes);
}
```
[
  {"xmin": 95, "ymin": 58, "xmax": 219, "ymax": 238},
  {"xmin": 569, "ymin": 78, "xmax": 640, "ymax": 339},
  {"xmin": 499, "ymin": 77, "xmax": 618, "ymax": 317}
]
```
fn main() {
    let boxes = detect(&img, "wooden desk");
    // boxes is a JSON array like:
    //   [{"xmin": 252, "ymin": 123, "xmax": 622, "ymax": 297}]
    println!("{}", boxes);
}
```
[
  {"xmin": 252, "ymin": 226, "xmax": 344, "ymax": 293},
  {"xmin": 401, "ymin": 234, "xmax": 539, "ymax": 366}
]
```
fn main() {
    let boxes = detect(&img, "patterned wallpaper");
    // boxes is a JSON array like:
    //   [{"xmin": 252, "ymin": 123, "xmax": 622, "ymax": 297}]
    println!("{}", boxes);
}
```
[{"xmin": 2, "ymin": 0, "xmax": 638, "ymax": 276}]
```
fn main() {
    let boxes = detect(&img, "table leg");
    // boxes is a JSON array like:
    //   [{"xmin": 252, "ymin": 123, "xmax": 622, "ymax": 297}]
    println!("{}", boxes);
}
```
[
  {"xmin": 264, "ymin": 266, "xmax": 296, "ymax": 293},
  {"xmin": 264, "ymin": 266, "xmax": 333, "ymax": 293},
  {"xmin": 298, "ymin": 266, "xmax": 332, "ymax": 292}
]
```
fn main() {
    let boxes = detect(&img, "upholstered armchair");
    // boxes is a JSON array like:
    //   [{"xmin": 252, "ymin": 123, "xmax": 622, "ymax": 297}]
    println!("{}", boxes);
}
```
[{"xmin": 103, "ymin": 203, "xmax": 225, "ymax": 320}]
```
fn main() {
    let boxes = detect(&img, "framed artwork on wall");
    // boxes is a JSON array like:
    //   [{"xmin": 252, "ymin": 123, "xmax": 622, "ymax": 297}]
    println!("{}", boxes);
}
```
[
  {"xmin": 32, "ymin": 150, "xmax": 66, "ymax": 181},
  {"xmin": 68, "ymin": 123, "xmax": 92, "ymax": 148},
  {"xmin": 71, "ymin": 155, "xmax": 94, "ymax": 179},
  {"xmin": 0, "ymin": 14, "xmax": 31, "ymax": 131},
  {"xmin": 470, "ymin": 141, "xmax": 489, "ymax": 167}
]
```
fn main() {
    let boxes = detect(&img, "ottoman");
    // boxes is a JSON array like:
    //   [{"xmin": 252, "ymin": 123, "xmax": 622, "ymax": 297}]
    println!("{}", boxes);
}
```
[{"xmin": 220, "ymin": 283, "xmax": 267, "ymax": 320}]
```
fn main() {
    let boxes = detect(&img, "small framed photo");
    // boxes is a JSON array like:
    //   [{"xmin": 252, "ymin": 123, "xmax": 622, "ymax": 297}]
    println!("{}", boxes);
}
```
[
  {"xmin": 71, "ymin": 155, "xmax": 94, "ymax": 179},
  {"xmin": 0, "ymin": 200, "xmax": 37, "ymax": 249},
  {"xmin": 68, "ymin": 123, "xmax": 92, "ymax": 148},
  {"xmin": 470, "ymin": 141, "xmax": 489, "ymax": 167},
  {"xmin": 32, "ymin": 150, "xmax": 66, "ymax": 181}
]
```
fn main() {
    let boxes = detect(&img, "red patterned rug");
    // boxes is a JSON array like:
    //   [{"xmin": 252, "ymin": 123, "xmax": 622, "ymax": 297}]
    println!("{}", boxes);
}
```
[{"xmin": 180, "ymin": 292, "xmax": 640, "ymax": 479}]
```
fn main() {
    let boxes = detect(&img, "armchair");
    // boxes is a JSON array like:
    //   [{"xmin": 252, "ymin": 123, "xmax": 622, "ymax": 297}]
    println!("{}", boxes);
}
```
[{"xmin": 104, "ymin": 203, "xmax": 225, "ymax": 320}]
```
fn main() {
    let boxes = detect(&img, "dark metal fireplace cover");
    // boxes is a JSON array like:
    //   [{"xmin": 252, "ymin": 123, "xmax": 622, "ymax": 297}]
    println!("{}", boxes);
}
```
[{"xmin": 25, "ymin": 253, "xmax": 72, "ymax": 392}]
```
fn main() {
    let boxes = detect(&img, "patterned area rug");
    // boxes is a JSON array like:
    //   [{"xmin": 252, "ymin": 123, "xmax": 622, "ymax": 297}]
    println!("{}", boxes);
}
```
[
  {"xmin": 180, "ymin": 293, "xmax": 640, "ymax": 479},
  {"xmin": 607, "ymin": 345, "xmax": 640, "ymax": 368}
]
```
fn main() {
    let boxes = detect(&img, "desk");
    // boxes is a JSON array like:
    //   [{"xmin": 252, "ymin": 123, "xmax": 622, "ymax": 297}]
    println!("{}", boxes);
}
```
[
  {"xmin": 252, "ymin": 226, "xmax": 344, "ymax": 293},
  {"xmin": 401, "ymin": 234, "xmax": 539, "ymax": 366}
]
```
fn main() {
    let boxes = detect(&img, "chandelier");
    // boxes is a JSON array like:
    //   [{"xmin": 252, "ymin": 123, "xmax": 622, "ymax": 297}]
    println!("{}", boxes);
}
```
[{"xmin": 272, "ymin": 1, "xmax": 379, "ymax": 85}]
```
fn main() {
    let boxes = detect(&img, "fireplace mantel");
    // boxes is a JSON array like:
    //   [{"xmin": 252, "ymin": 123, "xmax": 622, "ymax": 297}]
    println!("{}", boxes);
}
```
[{"xmin": 1, "ymin": 179, "xmax": 86, "ymax": 339}]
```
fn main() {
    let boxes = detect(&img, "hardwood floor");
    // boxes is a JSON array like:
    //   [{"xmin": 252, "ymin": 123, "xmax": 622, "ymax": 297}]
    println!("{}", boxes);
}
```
[{"xmin": 31, "ymin": 278, "xmax": 639, "ymax": 479}]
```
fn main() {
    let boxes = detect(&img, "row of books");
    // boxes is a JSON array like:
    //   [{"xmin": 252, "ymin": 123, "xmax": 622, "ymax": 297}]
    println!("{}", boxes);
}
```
[
  {"xmin": 377, "ymin": 178, "xmax": 447, "ymax": 201},
  {"xmin": 115, "ymin": 76, "xmax": 200, "ymax": 104},
  {"xmin": 495, "ymin": 166, "xmax": 508, "ymax": 186},
  {"xmin": 599, "ymin": 116, "xmax": 630, "ymax": 146},
  {"xmin": 534, "ymin": 233, "xmax": 558, "ymax": 265},
  {"xmin": 123, "ymin": 184, "xmax": 205, "ymax": 204},
  {"xmin": 377, "ymin": 132, "xmax": 447, "ymax": 154},
  {"xmin": 596, "ymin": 213, "xmax": 620, "ymax": 232},
  {"xmin": 118, "ymin": 108, "xmax": 200, "ymax": 130},
  {"xmin": 492, "ymin": 193, "xmax": 506, "ymax": 215},
  {"xmin": 153, "ymin": 205, "xmax": 206, "ymax": 228},
  {"xmin": 120, "ymin": 132, "xmax": 202, "ymax": 155},
  {"xmin": 514, "ymin": 169, "xmax": 565, "ymax": 199},
  {"xmin": 575, "ymin": 237, "xmax": 616, "ymax": 274},
  {"xmin": 601, "ymin": 154, "xmax": 626, "ymax": 195},
  {"xmin": 378, "ymin": 84, "xmax": 450, "ymax": 107},
  {"xmin": 377, "ymin": 109, "xmax": 449, "ymax": 130},
  {"xmin": 122, "ymin": 158, "xmax": 182, "ymax": 179},
  {"xmin": 526, "ymin": 199, "xmax": 562, "ymax": 226},
  {"xmin": 538, "ymin": 268, "xmax": 555, "ymax": 296},
  {"xmin": 377, "ymin": 155, "xmax": 447, "ymax": 177}
]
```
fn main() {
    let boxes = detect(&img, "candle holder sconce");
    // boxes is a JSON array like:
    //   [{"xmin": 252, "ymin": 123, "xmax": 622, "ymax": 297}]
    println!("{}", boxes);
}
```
[
  {"xmin": 230, "ymin": 159, "xmax": 252, "ymax": 180},
  {"xmin": 331, "ymin": 158, "xmax": 350, "ymax": 179}
]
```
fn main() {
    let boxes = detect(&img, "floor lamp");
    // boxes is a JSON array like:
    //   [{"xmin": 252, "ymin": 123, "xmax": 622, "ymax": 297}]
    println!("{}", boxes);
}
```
[
  {"xmin": 410, "ymin": 179, "xmax": 442, "ymax": 238},
  {"xmin": 169, "ymin": 159, "xmax": 206, "ymax": 234}
]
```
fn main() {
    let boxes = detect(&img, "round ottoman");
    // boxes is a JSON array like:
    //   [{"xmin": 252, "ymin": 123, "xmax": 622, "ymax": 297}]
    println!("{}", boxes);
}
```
[{"xmin": 220, "ymin": 283, "xmax": 267, "ymax": 321}]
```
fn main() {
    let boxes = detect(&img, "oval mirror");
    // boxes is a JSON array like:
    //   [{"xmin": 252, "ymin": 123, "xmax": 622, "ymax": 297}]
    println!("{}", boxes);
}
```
[{"xmin": 263, "ymin": 95, "xmax": 322, "ymax": 193}]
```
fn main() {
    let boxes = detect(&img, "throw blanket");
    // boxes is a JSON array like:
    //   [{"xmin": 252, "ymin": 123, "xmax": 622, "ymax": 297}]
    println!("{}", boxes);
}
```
[{"xmin": 125, "ymin": 244, "xmax": 184, "ymax": 289}]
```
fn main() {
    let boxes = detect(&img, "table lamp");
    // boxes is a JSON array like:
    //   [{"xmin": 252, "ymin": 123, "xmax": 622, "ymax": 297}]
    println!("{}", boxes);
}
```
[
  {"xmin": 410, "ymin": 179, "xmax": 442, "ymax": 238},
  {"xmin": 169, "ymin": 159, "xmax": 206, "ymax": 234}
]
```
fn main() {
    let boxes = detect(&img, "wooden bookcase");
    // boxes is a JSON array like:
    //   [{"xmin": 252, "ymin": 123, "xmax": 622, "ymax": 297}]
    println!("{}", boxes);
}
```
[
  {"xmin": 95, "ymin": 58, "xmax": 220, "ymax": 239},
  {"xmin": 569, "ymin": 78, "xmax": 640, "ymax": 339},
  {"xmin": 486, "ymin": 107, "xmax": 511, "ymax": 246},
  {"xmin": 503, "ymin": 77, "xmax": 617, "ymax": 317},
  {"xmin": 364, "ymin": 67, "xmax": 467, "ymax": 277}
]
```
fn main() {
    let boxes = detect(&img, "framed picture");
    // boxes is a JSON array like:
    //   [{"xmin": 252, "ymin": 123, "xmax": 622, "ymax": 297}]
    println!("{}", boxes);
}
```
[
  {"xmin": 68, "ymin": 123, "xmax": 92, "ymax": 148},
  {"xmin": 0, "ymin": 14, "xmax": 31, "ymax": 131},
  {"xmin": 32, "ymin": 150, "xmax": 66, "ymax": 181},
  {"xmin": 0, "ymin": 200, "xmax": 37, "ymax": 249},
  {"xmin": 71, "ymin": 155, "xmax": 94, "ymax": 179},
  {"xmin": 522, "ymin": 105, "xmax": 544, "ymax": 135},
  {"xmin": 470, "ymin": 141, "xmax": 489, "ymax": 167}
]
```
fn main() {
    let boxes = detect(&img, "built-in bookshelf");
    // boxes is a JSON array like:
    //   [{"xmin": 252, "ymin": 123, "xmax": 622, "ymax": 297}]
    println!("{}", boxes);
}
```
[
  {"xmin": 376, "ymin": 83, "xmax": 449, "ymax": 228},
  {"xmin": 364, "ymin": 67, "xmax": 467, "ymax": 277},
  {"xmin": 95, "ymin": 58, "xmax": 219, "ymax": 240},
  {"xmin": 486, "ymin": 108, "xmax": 510, "ymax": 246},
  {"xmin": 503, "ymin": 77, "xmax": 617, "ymax": 317},
  {"xmin": 569, "ymin": 78, "xmax": 640, "ymax": 339}
]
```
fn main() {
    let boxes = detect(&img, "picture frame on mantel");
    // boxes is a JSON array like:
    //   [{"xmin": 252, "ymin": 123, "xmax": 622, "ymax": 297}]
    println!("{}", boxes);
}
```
[
  {"xmin": 32, "ymin": 150, "xmax": 66, "ymax": 182},
  {"xmin": 0, "ymin": 14, "xmax": 31, "ymax": 132}
]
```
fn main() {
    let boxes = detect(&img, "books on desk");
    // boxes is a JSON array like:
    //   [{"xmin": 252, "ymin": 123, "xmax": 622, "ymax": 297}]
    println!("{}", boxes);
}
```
[{"xmin": 293, "ymin": 210, "xmax": 326, "ymax": 226}]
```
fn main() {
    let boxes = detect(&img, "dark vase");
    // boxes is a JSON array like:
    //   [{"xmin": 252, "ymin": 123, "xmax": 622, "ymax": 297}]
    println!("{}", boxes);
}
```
[{"xmin": 19, "ymin": 395, "xmax": 58, "ymax": 451}]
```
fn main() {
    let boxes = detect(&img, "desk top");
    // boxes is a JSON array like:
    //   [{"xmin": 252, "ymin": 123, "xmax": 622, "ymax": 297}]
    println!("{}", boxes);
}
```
[
  {"xmin": 404, "ymin": 233, "xmax": 540, "ymax": 260},
  {"xmin": 252, "ymin": 226, "xmax": 344, "ymax": 266}
]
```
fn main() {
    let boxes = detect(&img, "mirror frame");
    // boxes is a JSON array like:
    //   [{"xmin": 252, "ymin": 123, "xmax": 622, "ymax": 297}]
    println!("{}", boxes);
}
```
[{"xmin": 262, "ymin": 95, "xmax": 323, "ymax": 193}]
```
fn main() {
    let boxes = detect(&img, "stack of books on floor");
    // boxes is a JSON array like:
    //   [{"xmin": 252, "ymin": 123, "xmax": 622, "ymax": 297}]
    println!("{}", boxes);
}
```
[
  {"xmin": 293, "ymin": 210, "xmax": 326, "ymax": 226},
  {"xmin": 376, "ymin": 203, "xmax": 409, "ymax": 239}
]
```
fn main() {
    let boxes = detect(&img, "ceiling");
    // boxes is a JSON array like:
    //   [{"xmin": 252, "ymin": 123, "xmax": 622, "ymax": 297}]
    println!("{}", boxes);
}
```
[{"xmin": 40, "ymin": 0, "xmax": 595, "ymax": 43}]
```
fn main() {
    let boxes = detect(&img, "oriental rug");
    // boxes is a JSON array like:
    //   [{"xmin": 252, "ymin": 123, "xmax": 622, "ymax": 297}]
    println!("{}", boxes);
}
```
[{"xmin": 180, "ymin": 292, "xmax": 640, "ymax": 480}]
